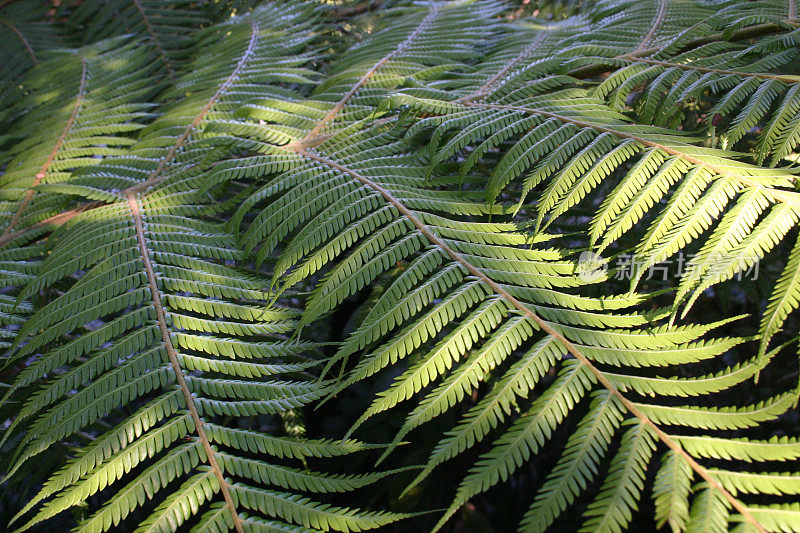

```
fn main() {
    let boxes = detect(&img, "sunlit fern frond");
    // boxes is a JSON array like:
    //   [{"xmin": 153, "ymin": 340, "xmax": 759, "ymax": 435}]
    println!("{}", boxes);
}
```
[
  {"xmin": 0, "ymin": 0, "xmax": 321, "ymax": 347},
  {"xmin": 391, "ymin": 63, "xmax": 800, "ymax": 356},
  {"xmin": 0, "ymin": 36, "xmax": 162, "ymax": 362},
  {"xmin": 231, "ymin": 0, "xmax": 504, "ymax": 150},
  {"xmin": 209, "ymin": 103, "xmax": 798, "ymax": 532},
  {"xmin": 1, "ymin": 190, "xmax": 408, "ymax": 533},
  {"xmin": 0, "ymin": 37, "xmax": 162, "ymax": 236},
  {"xmin": 0, "ymin": 4, "xmax": 415, "ymax": 532}
]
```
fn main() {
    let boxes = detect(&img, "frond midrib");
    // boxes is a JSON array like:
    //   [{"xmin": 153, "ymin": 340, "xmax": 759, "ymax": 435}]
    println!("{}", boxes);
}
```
[{"xmin": 126, "ymin": 192, "xmax": 244, "ymax": 532}]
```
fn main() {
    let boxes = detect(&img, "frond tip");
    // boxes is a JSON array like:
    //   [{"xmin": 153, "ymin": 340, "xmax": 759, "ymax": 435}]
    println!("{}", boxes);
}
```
[{"xmin": 2, "ymin": 0, "xmax": 800, "ymax": 531}]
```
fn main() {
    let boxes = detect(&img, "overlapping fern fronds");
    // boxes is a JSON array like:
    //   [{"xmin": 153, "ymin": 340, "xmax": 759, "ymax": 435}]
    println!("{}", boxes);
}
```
[
  {"xmin": 0, "ymin": 1, "xmax": 64, "ymax": 113},
  {"xmin": 2, "ymin": 0, "xmax": 800, "ymax": 532},
  {"xmin": 0, "ymin": 35, "xmax": 161, "ymax": 351},
  {"xmin": 209, "ymin": 2, "xmax": 800, "ymax": 532},
  {"xmin": 55, "ymin": 0, "xmax": 249, "ymax": 77},
  {"xmin": 2, "ymin": 191, "xmax": 404, "ymax": 532},
  {"xmin": 0, "ymin": 38, "xmax": 161, "ymax": 235},
  {"xmin": 1, "ymin": 4, "xmax": 410, "ymax": 532}
]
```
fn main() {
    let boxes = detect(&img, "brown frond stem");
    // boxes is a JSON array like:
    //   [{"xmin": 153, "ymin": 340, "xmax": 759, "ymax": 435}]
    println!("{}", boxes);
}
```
[
  {"xmin": 0, "ymin": 202, "xmax": 100, "ymax": 248},
  {"xmin": 127, "ymin": 192, "xmax": 244, "ymax": 533},
  {"xmin": 633, "ymin": 0, "xmax": 669, "ymax": 53},
  {"xmin": 0, "ymin": 17, "xmax": 36, "ymax": 62},
  {"xmin": 464, "ymin": 101, "xmax": 800, "ymax": 207},
  {"xmin": 130, "ymin": 0, "xmax": 174, "ymax": 78}
]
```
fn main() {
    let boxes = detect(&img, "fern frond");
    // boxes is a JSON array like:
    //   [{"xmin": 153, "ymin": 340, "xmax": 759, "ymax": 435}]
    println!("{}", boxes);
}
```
[
  {"xmin": 653, "ymin": 450, "xmax": 693, "ymax": 533},
  {"xmin": 0, "ymin": 37, "xmax": 160, "ymax": 236},
  {"xmin": 215, "ymin": 106, "xmax": 786, "ymax": 533},
  {"xmin": 1, "ymin": 4, "xmax": 411, "ymax": 532},
  {"xmin": 204, "ymin": 4, "xmax": 800, "ymax": 531},
  {"xmin": 55, "ymin": 0, "xmax": 254, "ymax": 76},
  {"xmin": 0, "ymin": 1, "xmax": 63, "ymax": 112}
]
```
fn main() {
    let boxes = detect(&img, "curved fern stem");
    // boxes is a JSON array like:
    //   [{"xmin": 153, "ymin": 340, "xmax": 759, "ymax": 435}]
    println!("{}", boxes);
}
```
[
  {"xmin": 298, "ymin": 3, "xmax": 439, "ymax": 142},
  {"xmin": 465, "ymin": 101, "xmax": 800, "ymax": 207},
  {"xmin": 460, "ymin": 32, "xmax": 548, "ymax": 102},
  {"xmin": 633, "ymin": 0, "xmax": 669, "ymax": 53},
  {"xmin": 127, "ymin": 192, "xmax": 244, "ymax": 533},
  {"xmin": 130, "ymin": 0, "xmax": 174, "ymax": 77},
  {"xmin": 608, "ymin": 57, "xmax": 800, "ymax": 84},
  {"xmin": 0, "ymin": 16, "xmax": 35, "ymax": 62},
  {"xmin": 570, "ymin": 20, "xmax": 800, "ymax": 78},
  {"xmin": 291, "ymin": 147, "xmax": 767, "ymax": 533}
]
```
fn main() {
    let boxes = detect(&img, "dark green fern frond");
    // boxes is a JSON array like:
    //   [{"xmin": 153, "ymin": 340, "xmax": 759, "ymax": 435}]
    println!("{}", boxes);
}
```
[
  {"xmin": 55, "ymin": 0, "xmax": 247, "ymax": 77},
  {"xmin": 0, "ymin": 37, "xmax": 161, "ymax": 236},
  {"xmin": 586, "ymin": 26, "xmax": 800, "ymax": 164},
  {"xmin": 1, "ymin": 191, "xmax": 405, "ymax": 532},
  {"xmin": 212, "ymin": 102, "xmax": 794, "ymax": 532},
  {"xmin": 0, "ymin": 1, "xmax": 64, "ymax": 114},
  {"xmin": 3, "ymin": 1, "xmax": 800, "ymax": 532},
  {"xmin": 1, "ymin": 4, "xmax": 413, "ymax": 532}
]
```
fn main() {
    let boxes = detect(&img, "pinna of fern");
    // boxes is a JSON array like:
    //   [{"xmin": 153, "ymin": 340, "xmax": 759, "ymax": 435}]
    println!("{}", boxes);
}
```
[{"xmin": 578, "ymin": 22, "xmax": 800, "ymax": 166}]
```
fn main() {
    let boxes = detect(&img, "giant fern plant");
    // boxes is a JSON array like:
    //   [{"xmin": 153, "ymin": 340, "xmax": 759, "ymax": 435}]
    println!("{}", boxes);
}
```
[{"xmin": 2, "ymin": 0, "xmax": 800, "ymax": 532}]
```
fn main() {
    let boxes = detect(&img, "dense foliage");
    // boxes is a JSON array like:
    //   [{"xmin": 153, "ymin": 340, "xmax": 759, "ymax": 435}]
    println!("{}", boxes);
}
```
[{"xmin": 1, "ymin": 0, "xmax": 800, "ymax": 531}]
